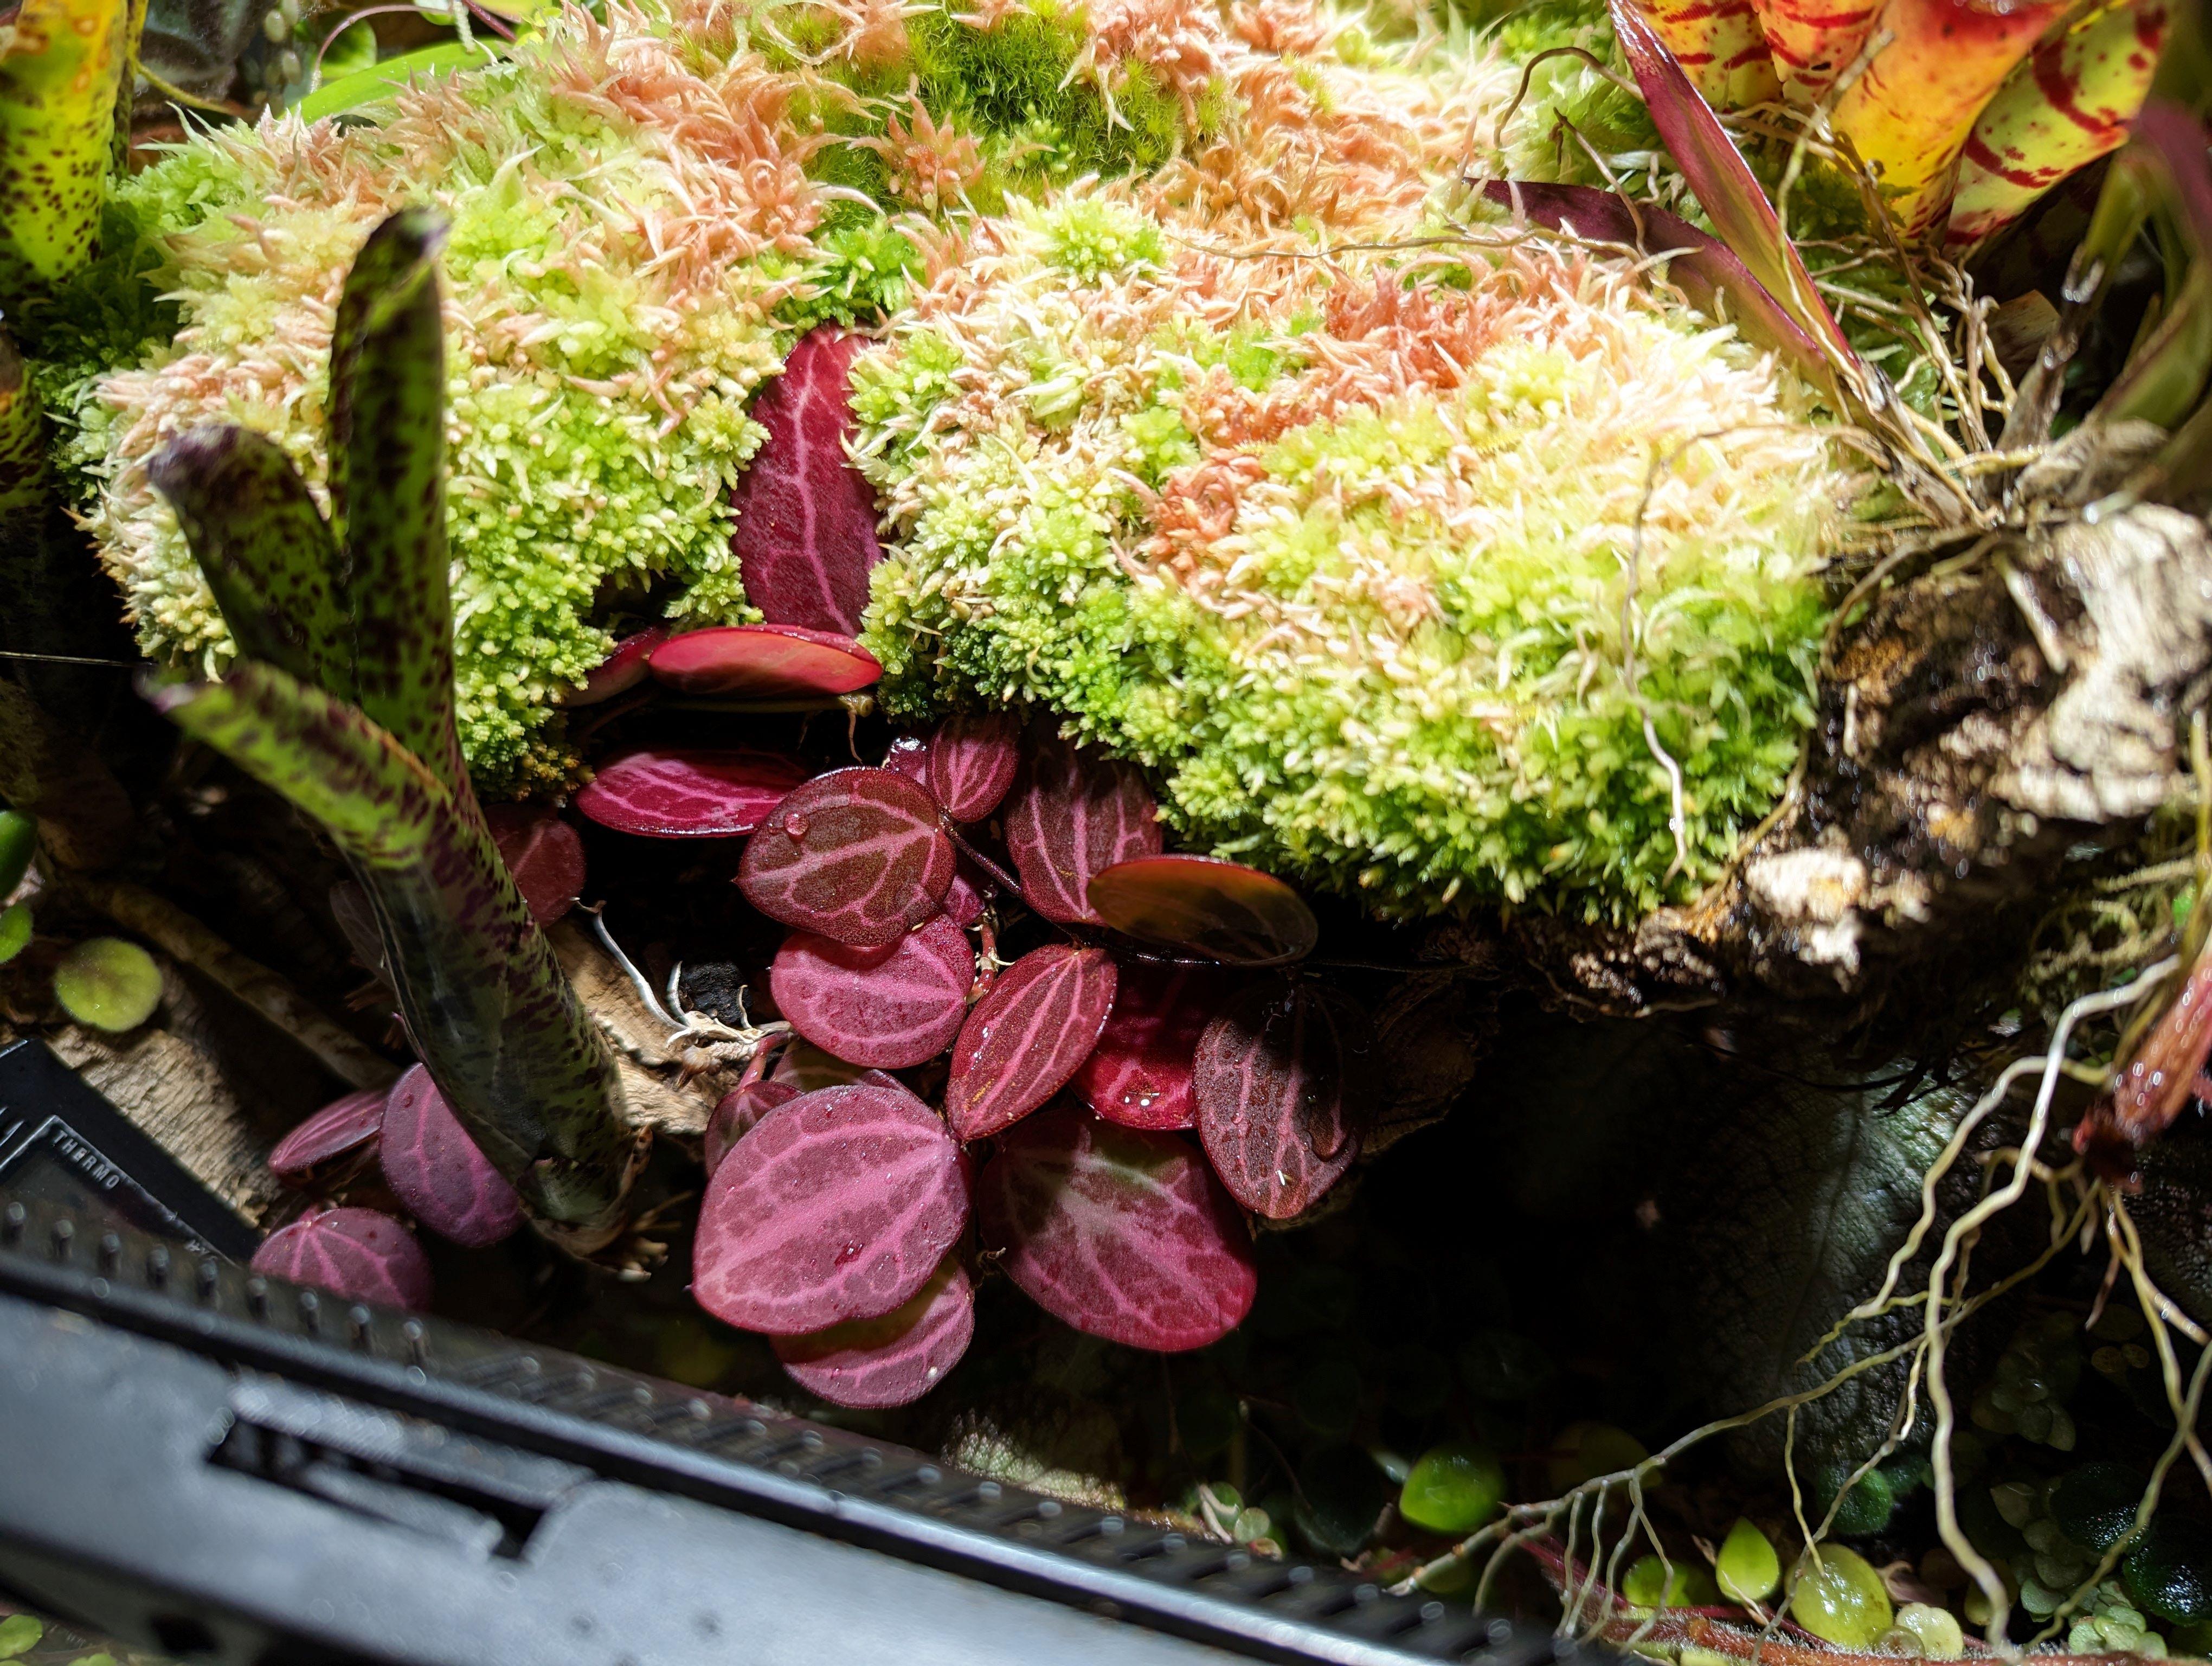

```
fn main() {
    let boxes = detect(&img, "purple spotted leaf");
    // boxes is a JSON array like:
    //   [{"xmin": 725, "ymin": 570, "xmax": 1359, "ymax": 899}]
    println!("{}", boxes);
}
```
[
  {"xmin": 729, "ymin": 329, "xmax": 883, "ymax": 635},
  {"xmin": 1193, "ymin": 981, "xmax": 1373, "ymax": 1220},
  {"xmin": 927, "ymin": 709, "xmax": 1022, "ymax": 822},
  {"xmin": 773, "ymin": 1255, "xmax": 974, "ymax": 1408},
  {"xmin": 977, "ymin": 1103, "xmax": 1256, "ymax": 1351},
  {"xmin": 692, "ymin": 1083, "xmax": 970, "ymax": 1334},
  {"xmin": 380, "ymin": 1063, "xmax": 525, "ymax": 1247},
  {"xmin": 1088, "ymin": 854, "xmax": 1317, "ymax": 967},
  {"xmin": 883, "ymin": 734, "xmax": 932, "ymax": 787},
  {"xmin": 650, "ymin": 624, "xmax": 881, "ymax": 700},
  {"xmin": 484, "ymin": 803, "xmax": 585, "ymax": 924},
  {"xmin": 1004, "ymin": 731, "xmax": 1161, "ymax": 924},
  {"xmin": 268, "ymin": 1087, "xmax": 387, "ymax": 1183},
  {"xmin": 737, "ymin": 767, "xmax": 954, "ymax": 947},
  {"xmin": 562, "ymin": 625, "xmax": 668, "ymax": 707},
  {"xmin": 946, "ymin": 945, "xmax": 1118, "ymax": 1140},
  {"xmin": 704, "ymin": 1076, "xmax": 801, "ymax": 1175},
  {"xmin": 772, "ymin": 914, "xmax": 973, "ymax": 1069},
  {"xmin": 252, "ymin": 1206, "xmax": 434, "ymax": 1311},
  {"xmin": 1073, "ymin": 960, "xmax": 1242, "ymax": 1131},
  {"xmin": 576, "ymin": 747, "xmax": 810, "ymax": 838}
]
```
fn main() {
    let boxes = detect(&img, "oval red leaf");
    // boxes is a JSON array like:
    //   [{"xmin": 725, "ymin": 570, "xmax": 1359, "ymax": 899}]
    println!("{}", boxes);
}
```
[
  {"xmin": 268, "ymin": 1086, "xmax": 388, "ymax": 1183},
  {"xmin": 1073, "ymin": 960, "xmax": 1242, "ymax": 1131},
  {"xmin": 1003, "ymin": 731, "xmax": 1162, "ymax": 924},
  {"xmin": 252, "ymin": 1206, "xmax": 434, "ymax": 1311},
  {"xmin": 1088, "ymin": 854, "xmax": 1317, "ymax": 967},
  {"xmin": 379, "ymin": 1063, "xmax": 525, "ymax": 1248},
  {"xmin": 650, "ymin": 624, "xmax": 882, "ymax": 699},
  {"xmin": 773, "ymin": 1255, "xmax": 974, "ymax": 1408},
  {"xmin": 977, "ymin": 1103, "xmax": 1255, "ymax": 1351},
  {"xmin": 1193, "ymin": 981, "xmax": 1373, "ymax": 1220},
  {"xmin": 704, "ymin": 1077, "xmax": 801, "ymax": 1175},
  {"xmin": 693, "ymin": 1082, "xmax": 969, "ymax": 1334},
  {"xmin": 771, "ymin": 915, "xmax": 973, "ymax": 1069},
  {"xmin": 927, "ymin": 709, "xmax": 1022, "ymax": 823},
  {"xmin": 883, "ymin": 734, "xmax": 932, "ymax": 787},
  {"xmin": 736, "ymin": 767, "xmax": 954, "ymax": 947},
  {"xmin": 946, "ymin": 945, "xmax": 1118, "ymax": 1141},
  {"xmin": 730, "ymin": 329, "xmax": 884, "ymax": 636},
  {"xmin": 575, "ymin": 747, "xmax": 810, "ymax": 838},
  {"xmin": 562, "ymin": 625, "xmax": 669, "ymax": 707},
  {"xmin": 484, "ymin": 803, "xmax": 586, "ymax": 924},
  {"xmin": 768, "ymin": 1041, "xmax": 909, "ymax": 1095}
]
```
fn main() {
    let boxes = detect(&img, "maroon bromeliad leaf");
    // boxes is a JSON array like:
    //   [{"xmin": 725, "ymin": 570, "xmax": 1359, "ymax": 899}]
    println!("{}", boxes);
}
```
[
  {"xmin": 1073, "ymin": 960, "xmax": 1240, "ymax": 1131},
  {"xmin": 692, "ymin": 1082, "xmax": 970, "ymax": 1334},
  {"xmin": 927, "ymin": 709, "xmax": 1022, "ymax": 822},
  {"xmin": 729, "ymin": 329, "xmax": 884, "ymax": 635},
  {"xmin": 1193, "ymin": 981, "xmax": 1373, "ymax": 1220},
  {"xmin": 977, "ymin": 1103, "xmax": 1256, "ymax": 1351},
  {"xmin": 946, "ymin": 945, "xmax": 1118, "ymax": 1140},
  {"xmin": 771, "ymin": 914, "xmax": 974, "ymax": 1069},
  {"xmin": 1002, "ymin": 731, "xmax": 1162, "ymax": 924},
  {"xmin": 379, "ymin": 1064, "xmax": 525, "ymax": 1248},
  {"xmin": 704, "ymin": 1076, "xmax": 801, "ymax": 1174},
  {"xmin": 736, "ymin": 767, "xmax": 954, "ymax": 946},
  {"xmin": 773, "ymin": 1255, "xmax": 975, "ymax": 1408},
  {"xmin": 252, "ymin": 1206, "xmax": 434, "ymax": 1311},
  {"xmin": 484, "ymin": 803, "xmax": 586, "ymax": 924},
  {"xmin": 562, "ymin": 625, "xmax": 669, "ymax": 707},
  {"xmin": 575, "ymin": 747, "xmax": 809, "ymax": 838},
  {"xmin": 1087, "ymin": 854, "xmax": 1318, "ymax": 967},
  {"xmin": 268, "ymin": 1086, "xmax": 387, "ymax": 1183},
  {"xmin": 649, "ymin": 624, "xmax": 882, "ymax": 700}
]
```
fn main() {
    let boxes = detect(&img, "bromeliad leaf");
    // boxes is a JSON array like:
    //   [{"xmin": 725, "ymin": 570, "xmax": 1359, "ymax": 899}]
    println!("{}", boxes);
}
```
[
  {"xmin": 268, "ymin": 1087, "xmax": 388, "ymax": 1183},
  {"xmin": 1087, "ymin": 854, "xmax": 1319, "ymax": 967},
  {"xmin": 770, "ymin": 914, "xmax": 974, "ymax": 1070},
  {"xmin": 946, "ymin": 945, "xmax": 1118, "ymax": 1140},
  {"xmin": 1004, "ymin": 729, "xmax": 1163, "ymax": 924},
  {"xmin": 0, "ymin": 0, "xmax": 132, "ymax": 300},
  {"xmin": 650, "ymin": 624, "xmax": 883, "ymax": 699},
  {"xmin": 773, "ymin": 1255, "xmax": 975, "ymax": 1408},
  {"xmin": 1194, "ymin": 980, "xmax": 1373, "ymax": 1219},
  {"xmin": 976, "ymin": 1102, "xmax": 1256, "ymax": 1351},
  {"xmin": 380, "ymin": 1063, "xmax": 525, "ymax": 1248},
  {"xmin": 575, "ymin": 747, "xmax": 810, "ymax": 837},
  {"xmin": 1073, "ymin": 959, "xmax": 1241, "ymax": 1131},
  {"xmin": 926, "ymin": 709, "xmax": 1023, "ymax": 822},
  {"xmin": 736, "ymin": 767, "xmax": 954, "ymax": 946},
  {"xmin": 252, "ymin": 1206, "xmax": 434, "ymax": 1311},
  {"xmin": 692, "ymin": 1083, "xmax": 970, "ymax": 1335}
]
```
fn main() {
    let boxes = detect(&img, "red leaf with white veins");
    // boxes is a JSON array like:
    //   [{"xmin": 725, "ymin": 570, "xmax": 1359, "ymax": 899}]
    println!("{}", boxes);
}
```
[
  {"xmin": 269, "ymin": 1087, "xmax": 387, "ymax": 1182},
  {"xmin": 771, "ymin": 914, "xmax": 974, "ymax": 1069},
  {"xmin": 1193, "ymin": 980, "xmax": 1372, "ymax": 1220},
  {"xmin": 649, "ymin": 624, "xmax": 882, "ymax": 699},
  {"xmin": 946, "ymin": 945, "xmax": 1118, "ymax": 1140},
  {"xmin": 693, "ymin": 1083, "xmax": 969, "ymax": 1334},
  {"xmin": 978, "ymin": 1103, "xmax": 1256, "ymax": 1351},
  {"xmin": 562, "ymin": 625, "xmax": 668, "ymax": 707},
  {"xmin": 1004, "ymin": 730, "xmax": 1161, "ymax": 924},
  {"xmin": 729, "ymin": 329, "xmax": 884, "ymax": 635},
  {"xmin": 927, "ymin": 709, "xmax": 1022, "ymax": 822},
  {"xmin": 484, "ymin": 803, "xmax": 585, "ymax": 923},
  {"xmin": 380, "ymin": 1064, "xmax": 525, "ymax": 1248},
  {"xmin": 704, "ymin": 1077, "xmax": 800, "ymax": 1175},
  {"xmin": 253, "ymin": 1206, "xmax": 434, "ymax": 1311},
  {"xmin": 736, "ymin": 767, "xmax": 954, "ymax": 946},
  {"xmin": 774, "ymin": 1255, "xmax": 975, "ymax": 1408},
  {"xmin": 1075, "ymin": 960, "xmax": 1241, "ymax": 1131},
  {"xmin": 575, "ymin": 748, "xmax": 809, "ymax": 838}
]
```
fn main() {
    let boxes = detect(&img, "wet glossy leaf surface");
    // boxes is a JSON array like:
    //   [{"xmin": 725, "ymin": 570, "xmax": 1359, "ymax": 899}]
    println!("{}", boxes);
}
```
[
  {"xmin": 252, "ymin": 1206, "xmax": 434, "ymax": 1311},
  {"xmin": 484, "ymin": 803, "xmax": 585, "ymax": 923},
  {"xmin": 648, "ymin": 624, "xmax": 882, "ymax": 699},
  {"xmin": 773, "ymin": 1254, "xmax": 975, "ymax": 1408},
  {"xmin": 1194, "ymin": 980, "xmax": 1372, "ymax": 1219},
  {"xmin": 737, "ymin": 767, "xmax": 954, "ymax": 946},
  {"xmin": 1088, "ymin": 854, "xmax": 1318, "ymax": 966},
  {"xmin": 882, "ymin": 734, "xmax": 931, "ymax": 786},
  {"xmin": 379, "ymin": 1063, "xmax": 525, "ymax": 1248},
  {"xmin": 771, "ymin": 914, "xmax": 974, "ymax": 1069},
  {"xmin": 562, "ymin": 625, "xmax": 668, "ymax": 707},
  {"xmin": 1074, "ymin": 960, "xmax": 1240, "ymax": 1131},
  {"xmin": 704, "ymin": 1077, "xmax": 801, "ymax": 1175},
  {"xmin": 926, "ymin": 709, "xmax": 1022, "ymax": 822},
  {"xmin": 976, "ymin": 1102, "xmax": 1256, "ymax": 1351},
  {"xmin": 728, "ymin": 329, "xmax": 883, "ymax": 636},
  {"xmin": 946, "ymin": 945, "xmax": 1117, "ymax": 1140},
  {"xmin": 693, "ymin": 1082, "xmax": 969, "ymax": 1334},
  {"xmin": 1002, "ymin": 731, "xmax": 1161, "ymax": 924},
  {"xmin": 269, "ymin": 1086, "xmax": 388, "ymax": 1182},
  {"xmin": 575, "ymin": 747, "xmax": 810, "ymax": 838}
]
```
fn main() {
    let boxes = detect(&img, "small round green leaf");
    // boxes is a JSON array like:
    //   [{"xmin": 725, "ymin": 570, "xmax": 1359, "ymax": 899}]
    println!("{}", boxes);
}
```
[
  {"xmin": 1622, "ymin": 1555, "xmax": 1718, "ymax": 1608},
  {"xmin": 1716, "ymin": 1517, "xmax": 1780, "ymax": 1603},
  {"xmin": 0, "ymin": 1614, "xmax": 43, "ymax": 1659},
  {"xmin": 1295, "ymin": 1444, "xmax": 1387, "ymax": 1556},
  {"xmin": 53, "ymin": 938, "xmax": 163, "ymax": 1031},
  {"xmin": 2126, "ymin": 1517, "xmax": 2212, "ymax": 1623},
  {"xmin": 1814, "ymin": 1463, "xmax": 1894, "ymax": 1535},
  {"xmin": 1399, "ymin": 1441, "xmax": 1506, "ymax": 1535},
  {"xmin": 2052, "ymin": 1463, "xmax": 2147, "ymax": 1554},
  {"xmin": 0, "ymin": 810, "xmax": 35, "ymax": 898},
  {"xmin": 0, "ymin": 904, "xmax": 30, "ymax": 966},
  {"xmin": 1788, "ymin": 1546, "xmax": 1893, "ymax": 1648}
]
